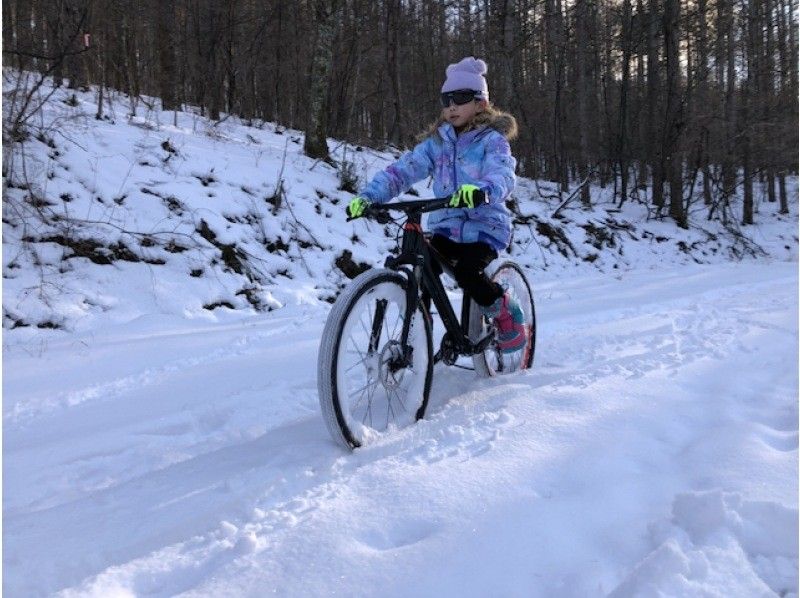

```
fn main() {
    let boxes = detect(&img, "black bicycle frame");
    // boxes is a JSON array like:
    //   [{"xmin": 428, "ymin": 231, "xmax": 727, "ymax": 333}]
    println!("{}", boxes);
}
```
[{"xmin": 381, "ymin": 205, "xmax": 492, "ymax": 364}]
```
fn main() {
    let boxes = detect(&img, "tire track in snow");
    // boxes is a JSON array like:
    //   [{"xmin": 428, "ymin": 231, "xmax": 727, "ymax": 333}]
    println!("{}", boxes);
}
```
[
  {"xmin": 4, "ymin": 316, "xmax": 309, "ymax": 426},
  {"xmin": 534, "ymin": 285, "xmax": 796, "ymax": 393},
  {"xmin": 45, "ymin": 380, "xmax": 522, "ymax": 597}
]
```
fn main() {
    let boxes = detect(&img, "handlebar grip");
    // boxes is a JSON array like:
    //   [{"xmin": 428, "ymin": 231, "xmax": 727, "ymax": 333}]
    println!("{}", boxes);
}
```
[{"xmin": 474, "ymin": 189, "xmax": 488, "ymax": 205}]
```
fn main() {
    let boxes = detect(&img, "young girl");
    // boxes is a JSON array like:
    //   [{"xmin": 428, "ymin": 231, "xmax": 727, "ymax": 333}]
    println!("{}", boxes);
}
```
[{"xmin": 346, "ymin": 56, "xmax": 525, "ymax": 353}]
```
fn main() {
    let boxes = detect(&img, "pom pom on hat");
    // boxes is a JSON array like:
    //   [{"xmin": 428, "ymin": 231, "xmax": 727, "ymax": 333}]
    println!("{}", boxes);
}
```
[{"xmin": 441, "ymin": 56, "xmax": 489, "ymax": 100}]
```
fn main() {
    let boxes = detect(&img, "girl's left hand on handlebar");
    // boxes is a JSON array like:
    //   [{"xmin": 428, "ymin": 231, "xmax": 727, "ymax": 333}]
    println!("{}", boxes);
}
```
[{"xmin": 346, "ymin": 196, "xmax": 371, "ymax": 219}]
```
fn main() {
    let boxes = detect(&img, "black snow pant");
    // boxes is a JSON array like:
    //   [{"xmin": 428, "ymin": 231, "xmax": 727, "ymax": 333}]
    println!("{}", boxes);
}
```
[{"xmin": 424, "ymin": 234, "xmax": 503, "ymax": 308}]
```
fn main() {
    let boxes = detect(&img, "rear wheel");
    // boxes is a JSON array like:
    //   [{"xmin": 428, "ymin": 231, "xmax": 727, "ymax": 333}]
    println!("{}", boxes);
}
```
[
  {"xmin": 469, "ymin": 261, "xmax": 536, "ymax": 377},
  {"xmin": 317, "ymin": 269, "xmax": 433, "ymax": 449}
]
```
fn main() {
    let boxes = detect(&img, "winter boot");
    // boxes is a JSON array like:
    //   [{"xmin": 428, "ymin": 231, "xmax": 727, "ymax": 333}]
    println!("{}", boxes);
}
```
[{"xmin": 481, "ymin": 292, "xmax": 526, "ymax": 354}]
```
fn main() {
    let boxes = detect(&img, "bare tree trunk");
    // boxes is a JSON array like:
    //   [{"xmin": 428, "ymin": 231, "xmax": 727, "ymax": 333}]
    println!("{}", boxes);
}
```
[
  {"xmin": 491, "ymin": 0, "xmax": 515, "ymax": 108},
  {"xmin": 742, "ymin": 0, "xmax": 759, "ymax": 225},
  {"xmin": 109, "ymin": 2, "xmax": 127, "ymax": 93},
  {"xmin": 156, "ymin": 0, "xmax": 179, "ymax": 111},
  {"xmin": 304, "ymin": 0, "xmax": 340, "ymax": 160},
  {"xmin": 575, "ymin": 0, "xmax": 598, "ymax": 207},
  {"xmin": 122, "ymin": 4, "xmax": 140, "ymax": 102},
  {"xmin": 65, "ymin": 1, "xmax": 89, "ymax": 90},
  {"xmin": 200, "ymin": 0, "xmax": 224, "ymax": 121},
  {"xmin": 44, "ymin": 0, "xmax": 64, "ymax": 87},
  {"xmin": 764, "ymin": 0, "xmax": 777, "ymax": 203},
  {"xmin": 791, "ymin": 0, "xmax": 799, "ymax": 93},
  {"xmin": 14, "ymin": 0, "xmax": 32, "ymax": 71},
  {"xmin": 647, "ymin": 0, "xmax": 664, "ymax": 209},
  {"xmin": 697, "ymin": 0, "xmax": 713, "ymax": 206},
  {"xmin": 617, "ymin": 0, "xmax": 632, "ymax": 207},
  {"xmin": 742, "ymin": 150, "xmax": 754, "ymax": 224},
  {"xmin": 664, "ymin": 0, "xmax": 685, "ymax": 226},
  {"xmin": 223, "ymin": 0, "xmax": 237, "ymax": 116},
  {"xmin": 95, "ymin": 0, "xmax": 110, "ymax": 120},
  {"xmin": 545, "ymin": 0, "xmax": 567, "ymax": 190},
  {"xmin": 385, "ymin": 0, "xmax": 403, "ymax": 145},
  {"xmin": 264, "ymin": 0, "xmax": 282, "ymax": 122},
  {"xmin": 721, "ymin": 0, "xmax": 737, "ymax": 216},
  {"xmin": 3, "ymin": 1, "xmax": 14, "ymax": 62},
  {"xmin": 459, "ymin": 0, "xmax": 475, "ymax": 56},
  {"xmin": 778, "ymin": 171, "xmax": 789, "ymax": 213}
]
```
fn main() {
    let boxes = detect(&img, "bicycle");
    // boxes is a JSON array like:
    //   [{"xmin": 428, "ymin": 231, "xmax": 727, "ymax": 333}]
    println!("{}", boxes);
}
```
[{"xmin": 317, "ymin": 198, "xmax": 536, "ymax": 449}]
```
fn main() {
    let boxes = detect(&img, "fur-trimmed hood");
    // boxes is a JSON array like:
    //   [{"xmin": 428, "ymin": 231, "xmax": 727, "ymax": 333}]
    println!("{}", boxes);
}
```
[
  {"xmin": 468, "ymin": 109, "xmax": 518, "ymax": 141},
  {"xmin": 421, "ymin": 107, "xmax": 519, "ymax": 142}
]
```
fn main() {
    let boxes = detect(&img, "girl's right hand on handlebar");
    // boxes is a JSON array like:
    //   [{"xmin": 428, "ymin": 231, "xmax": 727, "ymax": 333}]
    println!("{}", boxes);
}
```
[{"xmin": 346, "ymin": 196, "xmax": 371, "ymax": 219}]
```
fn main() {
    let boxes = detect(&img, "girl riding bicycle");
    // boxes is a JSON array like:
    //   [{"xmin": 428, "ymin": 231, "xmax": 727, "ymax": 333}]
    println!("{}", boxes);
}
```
[{"xmin": 346, "ymin": 56, "xmax": 524, "ymax": 353}]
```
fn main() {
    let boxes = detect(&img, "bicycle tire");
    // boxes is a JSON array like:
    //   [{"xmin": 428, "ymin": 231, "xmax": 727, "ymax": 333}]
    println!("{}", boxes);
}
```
[{"xmin": 317, "ymin": 269, "xmax": 433, "ymax": 449}]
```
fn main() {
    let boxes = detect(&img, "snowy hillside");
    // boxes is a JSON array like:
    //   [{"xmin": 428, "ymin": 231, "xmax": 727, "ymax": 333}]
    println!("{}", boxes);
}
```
[
  {"xmin": 3, "ymin": 76, "xmax": 798, "ymax": 597},
  {"xmin": 3, "ymin": 75, "xmax": 797, "ymax": 339}
]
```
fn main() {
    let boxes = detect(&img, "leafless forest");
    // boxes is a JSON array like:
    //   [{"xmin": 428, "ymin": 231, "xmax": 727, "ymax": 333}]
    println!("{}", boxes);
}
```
[{"xmin": 3, "ymin": 0, "xmax": 798, "ymax": 226}]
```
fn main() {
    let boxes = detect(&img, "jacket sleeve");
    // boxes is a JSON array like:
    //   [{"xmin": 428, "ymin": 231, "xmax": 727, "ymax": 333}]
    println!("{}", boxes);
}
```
[
  {"xmin": 479, "ymin": 133, "xmax": 517, "ymax": 205},
  {"xmin": 359, "ymin": 138, "xmax": 435, "ymax": 204}
]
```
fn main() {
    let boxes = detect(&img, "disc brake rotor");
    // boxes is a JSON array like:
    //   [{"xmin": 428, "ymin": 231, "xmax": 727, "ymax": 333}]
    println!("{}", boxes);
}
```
[{"xmin": 378, "ymin": 340, "xmax": 406, "ymax": 389}]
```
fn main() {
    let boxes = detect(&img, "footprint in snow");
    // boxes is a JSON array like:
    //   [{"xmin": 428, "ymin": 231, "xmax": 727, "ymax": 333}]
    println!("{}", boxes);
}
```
[
  {"xmin": 354, "ymin": 518, "xmax": 438, "ymax": 552},
  {"xmin": 611, "ymin": 490, "xmax": 798, "ymax": 597}
]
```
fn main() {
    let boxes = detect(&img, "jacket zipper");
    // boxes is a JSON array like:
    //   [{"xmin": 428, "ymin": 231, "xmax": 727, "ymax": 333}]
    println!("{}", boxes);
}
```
[
  {"xmin": 453, "ymin": 139, "xmax": 467, "ymax": 242},
  {"xmin": 452, "ymin": 140, "xmax": 458, "ymax": 197}
]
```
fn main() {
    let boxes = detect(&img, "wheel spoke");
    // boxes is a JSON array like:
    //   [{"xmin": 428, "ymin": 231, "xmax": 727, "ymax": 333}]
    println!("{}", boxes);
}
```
[
  {"xmin": 389, "ymin": 385, "xmax": 408, "ymax": 414},
  {"xmin": 386, "ymin": 392, "xmax": 394, "ymax": 428},
  {"xmin": 359, "ymin": 310, "xmax": 373, "ymax": 342},
  {"xmin": 364, "ymin": 381, "xmax": 378, "ymax": 427},
  {"xmin": 391, "ymin": 311, "xmax": 403, "ymax": 340},
  {"xmin": 348, "ymin": 335, "xmax": 367, "ymax": 364},
  {"xmin": 344, "ymin": 351, "xmax": 371, "ymax": 374},
  {"xmin": 383, "ymin": 308, "xmax": 392, "ymax": 342},
  {"xmin": 349, "ymin": 378, "xmax": 377, "ymax": 399},
  {"xmin": 352, "ymin": 387, "xmax": 368, "ymax": 412},
  {"xmin": 351, "ymin": 374, "xmax": 377, "ymax": 416},
  {"xmin": 343, "ymin": 354, "xmax": 370, "ymax": 374}
]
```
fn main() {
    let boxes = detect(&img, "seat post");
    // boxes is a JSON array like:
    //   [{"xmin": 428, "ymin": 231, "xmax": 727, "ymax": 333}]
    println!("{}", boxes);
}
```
[
  {"xmin": 460, "ymin": 292, "xmax": 473, "ymax": 335},
  {"xmin": 400, "ymin": 210, "xmax": 424, "ymax": 257}
]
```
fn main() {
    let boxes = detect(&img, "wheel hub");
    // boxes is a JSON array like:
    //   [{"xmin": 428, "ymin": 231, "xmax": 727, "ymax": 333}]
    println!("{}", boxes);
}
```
[{"xmin": 378, "ymin": 340, "xmax": 406, "ymax": 389}]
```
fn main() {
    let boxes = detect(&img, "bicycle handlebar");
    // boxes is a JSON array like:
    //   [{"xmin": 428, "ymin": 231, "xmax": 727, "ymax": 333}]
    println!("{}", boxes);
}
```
[{"xmin": 346, "ymin": 196, "xmax": 489, "ymax": 222}]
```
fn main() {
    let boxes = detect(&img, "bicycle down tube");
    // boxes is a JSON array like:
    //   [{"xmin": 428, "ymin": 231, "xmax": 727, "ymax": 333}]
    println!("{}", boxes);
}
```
[{"xmin": 388, "ymin": 215, "xmax": 475, "ymax": 363}]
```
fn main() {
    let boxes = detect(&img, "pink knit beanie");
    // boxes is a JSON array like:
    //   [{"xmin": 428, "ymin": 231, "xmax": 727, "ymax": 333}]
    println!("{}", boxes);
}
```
[{"xmin": 441, "ymin": 57, "xmax": 489, "ymax": 101}]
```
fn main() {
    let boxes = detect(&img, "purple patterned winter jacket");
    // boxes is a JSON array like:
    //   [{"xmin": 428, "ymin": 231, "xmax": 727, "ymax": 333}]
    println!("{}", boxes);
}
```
[{"xmin": 359, "ymin": 112, "xmax": 518, "ymax": 251}]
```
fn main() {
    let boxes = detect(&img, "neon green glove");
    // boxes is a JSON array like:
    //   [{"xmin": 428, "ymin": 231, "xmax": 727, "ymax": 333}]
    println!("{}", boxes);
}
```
[
  {"xmin": 346, "ymin": 196, "xmax": 370, "ymax": 219},
  {"xmin": 449, "ymin": 184, "xmax": 486, "ymax": 209}
]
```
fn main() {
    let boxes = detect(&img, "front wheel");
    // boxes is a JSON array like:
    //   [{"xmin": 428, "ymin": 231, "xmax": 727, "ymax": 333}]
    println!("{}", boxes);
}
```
[
  {"xmin": 469, "ymin": 261, "xmax": 536, "ymax": 377},
  {"xmin": 317, "ymin": 269, "xmax": 433, "ymax": 449}
]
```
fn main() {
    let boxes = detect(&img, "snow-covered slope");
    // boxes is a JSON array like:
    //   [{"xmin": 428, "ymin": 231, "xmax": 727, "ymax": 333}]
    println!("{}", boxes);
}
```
[
  {"xmin": 3, "ymin": 75, "xmax": 797, "ymax": 341},
  {"xmin": 3, "ymin": 75, "xmax": 798, "ymax": 596}
]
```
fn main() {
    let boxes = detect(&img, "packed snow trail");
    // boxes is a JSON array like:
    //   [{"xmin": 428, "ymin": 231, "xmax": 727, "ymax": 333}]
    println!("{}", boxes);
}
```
[{"xmin": 3, "ymin": 262, "xmax": 797, "ymax": 597}]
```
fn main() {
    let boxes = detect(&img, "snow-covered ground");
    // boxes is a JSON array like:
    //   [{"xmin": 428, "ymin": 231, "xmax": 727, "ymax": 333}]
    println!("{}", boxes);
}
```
[
  {"xmin": 3, "ymin": 74, "xmax": 798, "ymax": 596},
  {"xmin": 4, "ymin": 262, "xmax": 797, "ymax": 596}
]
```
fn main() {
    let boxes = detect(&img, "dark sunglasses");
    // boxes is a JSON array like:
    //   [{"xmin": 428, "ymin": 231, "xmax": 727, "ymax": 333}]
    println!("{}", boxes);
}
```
[{"xmin": 440, "ymin": 89, "xmax": 480, "ymax": 107}]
